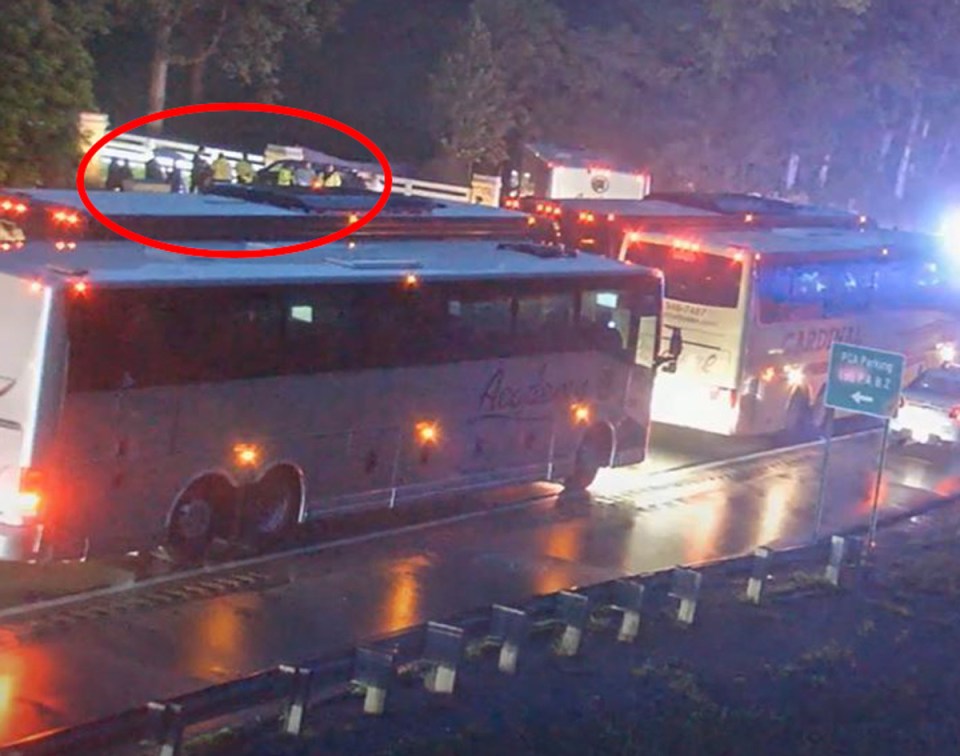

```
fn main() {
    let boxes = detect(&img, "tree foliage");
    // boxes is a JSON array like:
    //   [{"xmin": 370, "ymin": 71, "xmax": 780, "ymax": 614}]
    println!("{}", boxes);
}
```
[
  {"xmin": 112, "ymin": 0, "xmax": 346, "ymax": 127},
  {"xmin": 0, "ymin": 0, "xmax": 105, "ymax": 186},
  {"xmin": 426, "ymin": 0, "xmax": 960, "ymax": 220},
  {"xmin": 428, "ymin": 8, "xmax": 512, "ymax": 173}
]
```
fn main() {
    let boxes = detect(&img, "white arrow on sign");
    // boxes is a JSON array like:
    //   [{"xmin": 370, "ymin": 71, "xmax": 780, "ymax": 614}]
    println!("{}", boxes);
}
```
[{"xmin": 851, "ymin": 391, "xmax": 874, "ymax": 405}]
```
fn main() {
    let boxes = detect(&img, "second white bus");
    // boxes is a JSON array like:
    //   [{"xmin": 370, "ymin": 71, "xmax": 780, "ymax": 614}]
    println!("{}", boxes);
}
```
[{"xmin": 619, "ymin": 226, "xmax": 957, "ymax": 437}]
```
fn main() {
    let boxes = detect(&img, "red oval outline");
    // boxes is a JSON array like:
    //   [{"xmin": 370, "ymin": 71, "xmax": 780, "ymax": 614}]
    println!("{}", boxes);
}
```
[{"xmin": 75, "ymin": 102, "xmax": 393, "ymax": 258}]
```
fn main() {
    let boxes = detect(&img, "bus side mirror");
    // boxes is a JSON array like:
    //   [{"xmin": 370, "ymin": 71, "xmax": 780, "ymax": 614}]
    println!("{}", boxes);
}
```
[{"xmin": 655, "ymin": 327, "xmax": 683, "ymax": 372}]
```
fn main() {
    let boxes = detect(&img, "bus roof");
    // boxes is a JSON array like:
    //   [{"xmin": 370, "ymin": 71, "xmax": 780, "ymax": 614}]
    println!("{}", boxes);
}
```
[
  {"xmin": 1, "ymin": 187, "xmax": 532, "ymax": 243},
  {"xmin": 628, "ymin": 225, "xmax": 933, "ymax": 263},
  {"xmin": 0, "ymin": 236, "xmax": 661, "ymax": 289},
  {"xmin": 645, "ymin": 192, "xmax": 858, "ymax": 220},
  {"xmin": 14, "ymin": 188, "xmax": 519, "ymax": 220},
  {"xmin": 549, "ymin": 198, "xmax": 721, "ymax": 218}
]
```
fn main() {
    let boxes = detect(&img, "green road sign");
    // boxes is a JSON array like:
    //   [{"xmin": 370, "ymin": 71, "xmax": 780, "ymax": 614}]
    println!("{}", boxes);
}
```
[{"xmin": 824, "ymin": 342, "xmax": 905, "ymax": 419}]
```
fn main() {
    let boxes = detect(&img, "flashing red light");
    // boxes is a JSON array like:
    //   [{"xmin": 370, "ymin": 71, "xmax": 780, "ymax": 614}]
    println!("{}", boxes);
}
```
[
  {"xmin": 607, "ymin": 213, "xmax": 616, "ymax": 221},
  {"xmin": 29, "ymin": 280, "xmax": 42, "ymax": 293},
  {"xmin": 51, "ymin": 209, "xmax": 81, "ymax": 226},
  {"xmin": 72, "ymin": 281, "xmax": 88, "ymax": 295},
  {"xmin": 745, "ymin": 213, "xmax": 755, "ymax": 223},
  {"xmin": 0, "ymin": 198, "xmax": 28, "ymax": 215}
]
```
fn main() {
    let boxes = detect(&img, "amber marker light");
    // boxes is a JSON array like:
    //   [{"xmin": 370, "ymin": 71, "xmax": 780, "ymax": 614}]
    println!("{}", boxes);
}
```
[
  {"xmin": 415, "ymin": 421, "xmax": 439, "ymax": 445},
  {"xmin": 571, "ymin": 403, "xmax": 591, "ymax": 425},
  {"xmin": 233, "ymin": 443, "xmax": 260, "ymax": 467}
]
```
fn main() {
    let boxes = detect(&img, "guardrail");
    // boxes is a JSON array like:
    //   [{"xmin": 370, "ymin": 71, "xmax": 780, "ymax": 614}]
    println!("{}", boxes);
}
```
[{"xmin": 4, "ymin": 506, "xmax": 911, "ymax": 756}]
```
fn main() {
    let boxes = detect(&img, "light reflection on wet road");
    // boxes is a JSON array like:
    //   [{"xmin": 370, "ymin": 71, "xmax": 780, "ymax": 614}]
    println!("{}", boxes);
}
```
[{"xmin": 1, "ymin": 429, "xmax": 959, "ymax": 744}]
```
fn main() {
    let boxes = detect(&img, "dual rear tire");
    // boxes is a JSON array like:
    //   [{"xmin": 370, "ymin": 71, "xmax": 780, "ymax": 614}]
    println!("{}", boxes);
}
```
[{"xmin": 166, "ymin": 468, "xmax": 300, "ymax": 564}]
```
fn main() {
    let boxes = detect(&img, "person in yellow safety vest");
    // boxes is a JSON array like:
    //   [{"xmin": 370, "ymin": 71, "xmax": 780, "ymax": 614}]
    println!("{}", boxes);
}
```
[
  {"xmin": 323, "ymin": 164, "xmax": 343, "ymax": 189},
  {"xmin": 211, "ymin": 153, "xmax": 232, "ymax": 183},
  {"xmin": 276, "ymin": 164, "xmax": 294, "ymax": 187},
  {"xmin": 235, "ymin": 155, "xmax": 255, "ymax": 185}
]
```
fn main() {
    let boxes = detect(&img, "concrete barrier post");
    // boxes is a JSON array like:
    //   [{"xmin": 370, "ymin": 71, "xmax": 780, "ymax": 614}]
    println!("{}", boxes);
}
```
[
  {"xmin": 423, "ymin": 622, "xmax": 464, "ymax": 694},
  {"xmin": 489, "ymin": 605, "xmax": 529, "ymax": 674},
  {"xmin": 671, "ymin": 568, "xmax": 702, "ymax": 626},
  {"xmin": 353, "ymin": 647, "xmax": 394, "ymax": 715},
  {"xmin": 279, "ymin": 665, "xmax": 313, "ymax": 737},
  {"xmin": 611, "ymin": 580, "xmax": 645, "ymax": 643},
  {"xmin": 556, "ymin": 591, "xmax": 589, "ymax": 657},
  {"xmin": 146, "ymin": 701, "xmax": 184, "ymax": 756},
  {"xmin": 746, "ymin": 548, "xmax": 772, "ymax": 605}
]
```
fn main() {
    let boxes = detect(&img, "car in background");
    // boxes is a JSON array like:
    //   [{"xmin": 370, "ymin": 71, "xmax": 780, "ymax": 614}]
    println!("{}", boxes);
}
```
[{"xmin": 891, "ymin": 364, "xmax": 960, "ymax": 446}]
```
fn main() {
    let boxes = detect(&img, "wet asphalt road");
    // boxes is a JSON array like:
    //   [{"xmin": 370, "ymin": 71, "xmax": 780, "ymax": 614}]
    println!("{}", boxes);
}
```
[{"xmin": 0, "ymin": 423, "xmax": 956, "ymax": 745}]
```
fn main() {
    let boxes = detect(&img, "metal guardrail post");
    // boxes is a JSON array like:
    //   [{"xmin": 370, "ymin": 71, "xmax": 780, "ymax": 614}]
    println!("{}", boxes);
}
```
[
  {"xmin": 353, "ymin": 647, "xmax": 394, "ymax": 715},
  {"xmin": 610, "ymin": 580, "xmax": 645, "ymax": 642},
  {"xmin": 279, "ymin": 665, "xmax": 313, "ymax": 737},
  {"xmin": 555, "ymin": 591, "xmax": 590, "ymax": 656},
  {"xmin": 746, "ymin": 548, "xmax": 772, "ymax": 605},
  {"xmin": 489, "ymin": 605, "xmax": 529, "ymax": 674},
  {"xmin": 670, "ymin": 568, "xmax": 702, "ymax": 625},
  {"xmin": 423, "ymin": 622, "xmax": 465, "ymax": 694},
  {"xmin": 825, "ymin": 535, "xmax": 846, "ymax": 586},
  {"xmin": 146, "ymin": 701, "xmax": 184, "ymax": 756}
]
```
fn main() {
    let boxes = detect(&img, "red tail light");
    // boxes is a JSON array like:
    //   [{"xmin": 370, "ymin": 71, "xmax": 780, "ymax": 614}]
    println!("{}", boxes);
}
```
[
  {"xmin": 949, "ymin": 405, "xmax": 960, "ymax": 420},
  {"xmin": 0, "ymin": 467, "xmax": 42, "ymax": 526}
]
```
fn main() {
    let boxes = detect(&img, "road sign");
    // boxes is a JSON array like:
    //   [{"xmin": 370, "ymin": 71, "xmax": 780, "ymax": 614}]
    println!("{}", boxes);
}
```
[{"xmin": 824, "ymin": 342, "xmax": 905, "ymax": 419}]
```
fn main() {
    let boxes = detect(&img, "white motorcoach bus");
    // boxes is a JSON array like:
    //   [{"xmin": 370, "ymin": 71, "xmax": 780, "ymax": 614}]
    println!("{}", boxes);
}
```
[
  {"xmin": 0, "ymin": 190, "xmax": 671, "ymax": 561},
  {"xmin": 618, "ymin": 225, "xmax": 956, "ymax": 437}
]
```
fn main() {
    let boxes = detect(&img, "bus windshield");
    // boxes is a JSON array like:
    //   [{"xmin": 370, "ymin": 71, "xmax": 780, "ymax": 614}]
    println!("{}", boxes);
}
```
[{"xmin": 626, "ymin": 242, "xmax": 742, "ymax": 308}]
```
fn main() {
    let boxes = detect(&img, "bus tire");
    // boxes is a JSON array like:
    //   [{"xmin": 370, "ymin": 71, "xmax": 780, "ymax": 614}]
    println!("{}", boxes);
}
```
[
  {"xmin": 564, "ymin": 425, "xmax": 612, "ymax": 492},
  {"xmin": 246, "ymin": 466, "xmax": 301, "ymax": 548},
  {"xmin": 781, "ymin": 392, "xmax": 813, "ymax": 444},
  {"xmin": 167, "ymin": 480, "xmax": 224, "ymax": 563}
]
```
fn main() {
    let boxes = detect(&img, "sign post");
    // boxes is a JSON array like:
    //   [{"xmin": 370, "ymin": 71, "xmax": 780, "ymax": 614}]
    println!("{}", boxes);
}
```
[{"xmin": 818, "ymin": 342, "xmax": 905, "ymax": 553}]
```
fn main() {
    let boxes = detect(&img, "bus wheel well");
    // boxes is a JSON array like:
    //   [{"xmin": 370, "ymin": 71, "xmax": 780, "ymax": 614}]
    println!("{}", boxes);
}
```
[
  {"xmin": 258, "ymin": 464, "xmax": 305, "ymax": 523},
  {"xmin": 584, "ymin": 422, "xmax": 615, "ymax": 466}
]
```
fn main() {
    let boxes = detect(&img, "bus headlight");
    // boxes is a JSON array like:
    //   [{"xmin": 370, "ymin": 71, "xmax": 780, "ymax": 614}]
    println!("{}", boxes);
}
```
[{"xmin": 784, "ymin": 364, "xmax": 805, "ymax": 388}]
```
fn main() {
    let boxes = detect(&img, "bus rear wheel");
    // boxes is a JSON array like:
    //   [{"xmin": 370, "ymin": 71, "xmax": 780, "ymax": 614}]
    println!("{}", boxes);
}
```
[
  {"xmin": 167, "ymin": 485, "xmax": 218, "ymax": 563},
  {"xmin": 245, "ymin": 467, "xmax": 301, "ymax": 549},
  {"xmin": 780, "ymin": 393, "xmax": 814, "ymax": 444}
]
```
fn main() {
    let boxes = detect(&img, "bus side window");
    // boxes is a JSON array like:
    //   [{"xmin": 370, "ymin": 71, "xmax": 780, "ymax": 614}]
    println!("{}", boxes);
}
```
[
  {"xmin": 445, "ymin": 294, "xmax": 513, "ymax": 360},
  {"xmin": 284, "ymin": 287, "xmax": 361, "ymax": 374},
  {"xmin": 758, "ymin": 266, "xmax": 823, "ymax": 323},
  {"xmin": 579, "ymin": 290, "xmax": 631, "ymax": 360},
  {"xmin": 514, "ymin": 292, "xmax": 575, "ymax": 354}
]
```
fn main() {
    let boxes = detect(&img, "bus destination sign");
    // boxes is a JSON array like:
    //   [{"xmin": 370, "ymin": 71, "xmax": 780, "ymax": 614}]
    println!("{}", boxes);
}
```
[{"xmin": 824, "ymin": 342, "xmax": 905, "ymax": 419}]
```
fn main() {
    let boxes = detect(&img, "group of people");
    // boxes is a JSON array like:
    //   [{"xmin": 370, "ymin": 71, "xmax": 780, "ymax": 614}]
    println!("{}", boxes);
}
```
[
  {"xmin": 273, "ymin": 162, "xmax": 346, "ymax": 189},
  {"xmin": 105, "ymin": 147, "xmax": 358, "ymax": 194}
]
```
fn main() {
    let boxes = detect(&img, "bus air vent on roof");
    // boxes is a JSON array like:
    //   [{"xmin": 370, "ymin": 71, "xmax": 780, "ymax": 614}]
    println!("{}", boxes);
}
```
[
  {"xmin": 496, "ymin": 242, "xmax": 576, "ymax": 259},
  {"xmin": 324, "ymin": 258, "xmax": 424, "ymax": 270},
  {"xmin": 44, "ymin": 264, "xmax": 89, "ymax": 277}
]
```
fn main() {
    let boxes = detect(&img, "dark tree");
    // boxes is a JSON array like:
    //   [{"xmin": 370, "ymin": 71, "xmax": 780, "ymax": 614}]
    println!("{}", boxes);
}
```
[
  {"xmin": 0, "ymin": 0, "xmax": 109, "ymax": 185},
  {"xmin": 428, "ymin": 8, "xmax": 512, "ymax": 177}
]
